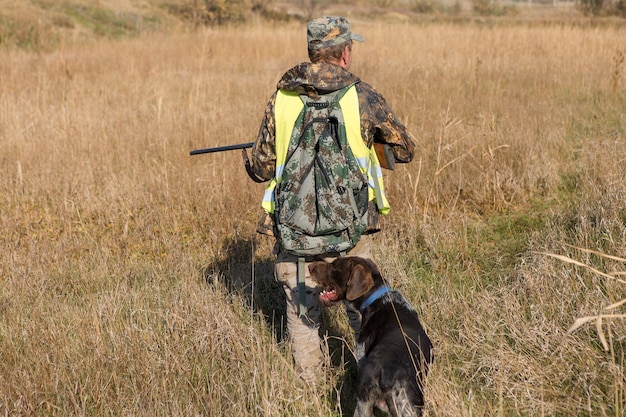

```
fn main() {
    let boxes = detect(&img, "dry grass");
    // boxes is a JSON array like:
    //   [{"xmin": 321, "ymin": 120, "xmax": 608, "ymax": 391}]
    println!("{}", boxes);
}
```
[{"xmin": 1, "ymin": 17, "xmax": 626, "ymax": 416}]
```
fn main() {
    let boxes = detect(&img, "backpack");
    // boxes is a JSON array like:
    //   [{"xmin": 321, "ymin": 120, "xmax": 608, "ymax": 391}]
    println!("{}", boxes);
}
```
[{"xmin": 274, "ymin": 85, "xmax": 369, "ymax": 257}]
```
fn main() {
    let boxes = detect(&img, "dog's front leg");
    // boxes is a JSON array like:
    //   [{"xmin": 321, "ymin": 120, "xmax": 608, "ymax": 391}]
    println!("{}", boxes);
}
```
[
  {"xmin": 353, "ymin": 398, "xmax": 376, "ymax": 417},
  {"xmin": 354, "ymin": 381, "xmax": 385, "ymax": 417},
  {"xmin": 354, "ymin": 342, "xmax": 366, "ymax": 362}
]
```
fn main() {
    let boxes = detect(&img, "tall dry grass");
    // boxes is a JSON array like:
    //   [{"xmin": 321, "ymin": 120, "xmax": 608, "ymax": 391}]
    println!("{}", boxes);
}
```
[{"xmin": 1, "ymin": 19, "xmax": 625, "ymax": 416}]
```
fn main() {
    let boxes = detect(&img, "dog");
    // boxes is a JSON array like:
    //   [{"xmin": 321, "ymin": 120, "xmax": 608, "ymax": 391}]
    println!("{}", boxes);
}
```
[{"xmin": 309, "ymin": 256, "xmax": 433, "ymax": 417}]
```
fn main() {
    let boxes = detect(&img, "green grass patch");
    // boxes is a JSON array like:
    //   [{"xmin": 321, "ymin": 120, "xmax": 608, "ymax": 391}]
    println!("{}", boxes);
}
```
[{"xmin": 59, "ymin": 2, "xmax": 141, "ymax": 38}]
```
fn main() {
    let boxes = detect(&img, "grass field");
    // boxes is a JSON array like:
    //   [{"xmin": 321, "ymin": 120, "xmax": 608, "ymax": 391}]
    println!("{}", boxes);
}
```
[{"xmin": 1, "ymin": 7, "xmax": 626, "ymax": 417}]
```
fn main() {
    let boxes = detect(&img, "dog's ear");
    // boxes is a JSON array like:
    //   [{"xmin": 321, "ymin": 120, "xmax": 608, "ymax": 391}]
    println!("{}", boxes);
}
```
[{"xmin": 346, "ymin": 262, "xmax": 375, "ymax": 301}]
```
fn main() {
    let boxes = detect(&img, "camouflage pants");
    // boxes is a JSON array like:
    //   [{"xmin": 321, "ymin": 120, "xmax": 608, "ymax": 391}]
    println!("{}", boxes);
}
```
[{"xmin": 274, "ymin": 235, "xmax": 373, "ymax": 382}]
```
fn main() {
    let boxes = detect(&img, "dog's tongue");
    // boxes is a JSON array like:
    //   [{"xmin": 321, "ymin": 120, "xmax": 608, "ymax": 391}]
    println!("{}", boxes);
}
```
[{"xmin": 320, "ymin": 289, "xmax": 338, "ymax": 302}]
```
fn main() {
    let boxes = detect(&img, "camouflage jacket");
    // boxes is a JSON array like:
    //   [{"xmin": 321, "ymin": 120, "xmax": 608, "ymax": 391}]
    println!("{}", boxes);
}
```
[{"xmin": 247, "ymin": 62, "xmax": 417, "ymax": 237}]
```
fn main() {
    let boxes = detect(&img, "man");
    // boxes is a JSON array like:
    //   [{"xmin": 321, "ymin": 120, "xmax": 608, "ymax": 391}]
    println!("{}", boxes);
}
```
[{"xmin": 243, "ymin": 16, "xmax": 416, "ymax": 382}]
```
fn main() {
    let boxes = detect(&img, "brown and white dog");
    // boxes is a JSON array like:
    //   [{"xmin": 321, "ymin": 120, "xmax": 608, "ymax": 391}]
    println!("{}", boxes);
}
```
[{"xmin": 309, "ymin": 256, "xmax": 433, "ymax": 417}]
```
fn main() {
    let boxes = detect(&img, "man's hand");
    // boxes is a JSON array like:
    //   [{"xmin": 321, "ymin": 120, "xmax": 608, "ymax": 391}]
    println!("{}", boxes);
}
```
[{"xmin": 373, "ymin": 143, "xmax": 396, "ymax": 170}]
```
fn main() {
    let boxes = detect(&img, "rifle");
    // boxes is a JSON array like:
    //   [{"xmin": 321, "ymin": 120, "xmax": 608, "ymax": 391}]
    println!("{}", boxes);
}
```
[
  {"xmin": 189, "ymin": 142, "xmax": 395, "ymax": 170},
  {"xmin": 189, "ymin": 142, "xmax": 254, "ymax": 155}
]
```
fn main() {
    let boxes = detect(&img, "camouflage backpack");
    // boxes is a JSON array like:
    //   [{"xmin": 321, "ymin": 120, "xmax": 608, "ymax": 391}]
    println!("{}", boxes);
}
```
[{"xmin": 274, "ymin": 85, "xmax": 369, "ymax": 257}]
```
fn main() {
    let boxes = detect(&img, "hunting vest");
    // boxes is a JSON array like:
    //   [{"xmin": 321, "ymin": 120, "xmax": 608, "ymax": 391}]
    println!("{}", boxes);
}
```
[{"xmin": 261, "ymin": 85, "xmax": 390, "ymax": 216}]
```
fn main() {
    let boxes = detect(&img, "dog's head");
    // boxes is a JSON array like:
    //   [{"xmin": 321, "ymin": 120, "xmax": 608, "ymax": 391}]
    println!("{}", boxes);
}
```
[{"xmin": 308, "ymin": 256, "xmax": 383, "ymax": 307}]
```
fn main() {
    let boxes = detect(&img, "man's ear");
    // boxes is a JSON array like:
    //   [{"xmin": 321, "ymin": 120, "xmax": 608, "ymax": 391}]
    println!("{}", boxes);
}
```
[
  {"xmin": 338, "ymin": 44, "xmax": 351, "ymax": 68},
  {"xmin": 346, "ymin": 262, "xmax": 374, "ymax": 301}
]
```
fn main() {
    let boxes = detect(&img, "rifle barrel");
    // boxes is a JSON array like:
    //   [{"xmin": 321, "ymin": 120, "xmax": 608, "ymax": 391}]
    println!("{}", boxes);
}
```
[{"xmin": 190, "ymin": 142, "xmax": 254, "ymax": 156}]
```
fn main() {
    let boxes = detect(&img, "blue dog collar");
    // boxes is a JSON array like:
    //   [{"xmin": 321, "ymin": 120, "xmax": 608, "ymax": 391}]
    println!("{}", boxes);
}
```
[{"xmin": 359, "ymin": 285, "xmax": 392, "ymax": 313}]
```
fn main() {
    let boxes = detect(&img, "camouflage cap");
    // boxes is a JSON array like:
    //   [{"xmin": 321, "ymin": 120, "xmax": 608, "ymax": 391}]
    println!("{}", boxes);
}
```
[{"xmin": 307, "ymin": 16, "xmax": 364, "ymax": 50}]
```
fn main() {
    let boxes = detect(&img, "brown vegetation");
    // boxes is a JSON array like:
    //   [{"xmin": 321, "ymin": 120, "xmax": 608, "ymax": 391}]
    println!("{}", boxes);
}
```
[{"xmin": 1, "ymin": 10, "xmax": 626, "ymax": 417}]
